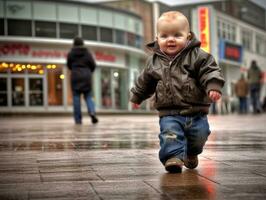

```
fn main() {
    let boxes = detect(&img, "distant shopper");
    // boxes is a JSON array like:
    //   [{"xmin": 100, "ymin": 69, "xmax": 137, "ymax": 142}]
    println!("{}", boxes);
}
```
[
  {"xmin": 247, "ymin": 60, "xmax": 262, "ymax": 114},
  {"xmin": 67, "ymin": 37, "xmax": 98, "ymax": 124},
  {"xmin": 235, "ymin": 74, "xmax": 249, "ymax": 114},
  {"xmin": 130, "ymin": 11, "xmax": 224, "ymax": 173}
]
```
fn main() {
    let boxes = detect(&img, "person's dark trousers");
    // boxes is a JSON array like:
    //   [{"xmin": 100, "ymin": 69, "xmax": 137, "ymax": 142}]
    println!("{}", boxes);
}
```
[
  {"xmin": 73, "ymin": 90, "xmax": 96, "ymax": 124},
  {"xmin": 239, "ymin": 97, "xmax": 248, "ymax": 114},
  {"xmin": 250, "ymin": 83, "xmax": 262, "ymax": 113}
]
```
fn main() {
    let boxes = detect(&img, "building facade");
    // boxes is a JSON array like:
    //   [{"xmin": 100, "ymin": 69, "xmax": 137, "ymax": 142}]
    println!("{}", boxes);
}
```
[
  {"xmin": 1, "ymin": 0, "xmax": 266, "ymax": 114},
  {"xmin": 0, "ymin": 0, "xmax": 146, "ymax": 113},
  {"xmin": 154, "ymin": 0, "xmax": 266, "ymax": 113}
]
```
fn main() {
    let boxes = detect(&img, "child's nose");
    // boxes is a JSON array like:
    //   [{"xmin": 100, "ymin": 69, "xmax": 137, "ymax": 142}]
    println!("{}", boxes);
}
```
[{"xmin": 167, "ymin": 36, "xmax": 175, "ymax": 41}]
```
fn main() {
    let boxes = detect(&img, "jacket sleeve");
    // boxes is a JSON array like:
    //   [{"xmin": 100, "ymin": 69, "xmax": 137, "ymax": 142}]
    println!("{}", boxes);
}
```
[
  {"xmin": 195, "ymin": 49, "xmax": 225, "ymax": 94},
  {"xmin": 66, "ymin": 52, "xmax": 72, "ymax": 70},
  {"xmin": 130, "ymin": 57, "xmax": 158, "ymax": 104}
]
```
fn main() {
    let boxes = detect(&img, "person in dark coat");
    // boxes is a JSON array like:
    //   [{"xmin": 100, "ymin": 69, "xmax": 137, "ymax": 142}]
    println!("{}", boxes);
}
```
[
  {"xmin": 67, "ymin": 37, "xmax": 98, "ymax": 124},
  {"xmin": 247, "ymin": 60, "xmax": 262, "ymax": 114}
]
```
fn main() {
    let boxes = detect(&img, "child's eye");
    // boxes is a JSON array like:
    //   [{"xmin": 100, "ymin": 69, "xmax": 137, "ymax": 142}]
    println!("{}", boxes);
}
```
[{"xmin": 160, "ymin": 35, "xmax": 167, "ymax": 39}]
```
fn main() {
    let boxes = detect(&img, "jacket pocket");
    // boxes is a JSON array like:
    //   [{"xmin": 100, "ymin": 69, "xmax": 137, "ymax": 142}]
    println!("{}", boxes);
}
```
[
  {"xmin": 154, "ymin": 81, "xmax": 172, "ymax": 107},
  {"xmin": 182, "ymin": 78, "xmax": 208, "ymax": 103}
]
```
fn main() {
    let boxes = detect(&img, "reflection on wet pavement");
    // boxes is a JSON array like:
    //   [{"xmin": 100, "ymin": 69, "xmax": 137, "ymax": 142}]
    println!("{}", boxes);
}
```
[{"xmin": 0, "ymin": 114, "xmax": 266, "ymax": 199}]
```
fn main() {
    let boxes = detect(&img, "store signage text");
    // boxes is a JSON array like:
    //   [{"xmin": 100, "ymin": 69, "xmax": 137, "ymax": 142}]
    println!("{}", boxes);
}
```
[
  {"xmin": 219, "ymin": 40, "xmax": 242, "ymax": 63},
  {"xmin": 0, "ymin": 44, "xmax": 68, "ymax": 58},
  {"xmin": 95, "ymin": 51, "xmax": 116, "ymax": 62},
  {"xmin": 198, "ymin": 7, "xmax": 210, "ymax": 53},
  {"xmin": 0, "ymin": 43, "xmax": 117, "ymax": 62}
]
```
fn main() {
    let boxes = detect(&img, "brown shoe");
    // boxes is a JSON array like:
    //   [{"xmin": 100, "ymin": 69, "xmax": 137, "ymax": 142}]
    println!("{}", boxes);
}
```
[
  {"xmin": 165, "ymin": 157, "xmax": 183, "ymax": 173},
  {"xmin": 184, "ymin": 155, "xmax": 198, "ymax": 169}
]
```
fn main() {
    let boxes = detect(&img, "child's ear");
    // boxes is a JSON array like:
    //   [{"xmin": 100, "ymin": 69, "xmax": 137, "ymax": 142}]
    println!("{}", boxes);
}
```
[{"xmin": 187, "ymin": 32, "xmax": 192, "ymax": 40}]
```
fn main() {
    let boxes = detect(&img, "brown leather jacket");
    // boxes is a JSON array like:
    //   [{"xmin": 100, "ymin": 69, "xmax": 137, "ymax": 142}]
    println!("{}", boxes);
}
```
[
  {"xmin": 130, "ymin": 32, "xmax": 225, "ymax": 117},
  {"xmin": 235, "ymin": 78, "xmax": 249, "ymax": 97}
]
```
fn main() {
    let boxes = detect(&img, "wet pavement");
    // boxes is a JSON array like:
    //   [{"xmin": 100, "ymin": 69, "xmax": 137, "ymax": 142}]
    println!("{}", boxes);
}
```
[{"xmin": 0, "ymin": 114, "xmax": 266, "ymax": 200}]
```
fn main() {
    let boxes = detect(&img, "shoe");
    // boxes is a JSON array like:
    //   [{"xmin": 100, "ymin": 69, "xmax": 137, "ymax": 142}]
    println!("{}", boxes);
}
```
[
  {"xmin": 184, "ymin": 155, "xmax": 198, "ymax": 169},
  {"xmin": 165, "ymin": 157, "xmax": 183, "ymax": 173},
  {"xmin": 91, "ymin": 115, "xmax": 98, "ymax": 124}
]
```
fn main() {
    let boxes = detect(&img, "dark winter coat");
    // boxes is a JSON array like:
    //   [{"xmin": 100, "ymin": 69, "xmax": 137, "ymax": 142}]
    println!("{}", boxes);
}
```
[
  {"xmin": 130, "ymin": 32, "xmax": 224, "ymax": 116},
  {"xmin": 67, "ymin": 46, "xmax": 96, "ymax": 92}
]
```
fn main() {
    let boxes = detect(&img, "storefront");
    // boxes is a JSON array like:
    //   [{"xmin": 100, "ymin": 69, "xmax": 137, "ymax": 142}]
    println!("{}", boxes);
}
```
[
  {"xmin": 0, "ymin": 41, "xmax": 145, "ymax": 112},
  {"xmin": 0, "ymin": 0, "xmax": 146, "ymax": 113}
]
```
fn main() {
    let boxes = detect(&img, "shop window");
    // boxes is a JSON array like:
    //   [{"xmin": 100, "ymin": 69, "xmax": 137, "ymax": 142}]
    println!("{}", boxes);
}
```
[
  {"xmin": 59, "ymin": 23, "xmax": 78, "ymax": 39},
  {"xmin": 241, "ymin": 28, "xmax": 253, "ymax": 52},
  {"xmin": 0, "ymin": 78, "xmax": 7, "ymax": 106},
  {"xmin": 115, "ymin": 29, "xmax": 125, "ymax": 45},
  {"xmin": 12, "ymin": 78, "xmax": 25, "ymax": 106},
  {"xmin": 67, "ymin": 70, "xmax": 72, "ymax": 105},
  {"xmin": 8, "ymin": 19, "xmax": 32, "ymax": 36},
  {"xmin": 81, "ymin": 25, "xmax": 97, "ymax": 41},
  {"xmin": 113, "ymin": 69, "xmax": 128, "ymax": 109},
  {"xmin": 35, "ymin": 21, "xmax": 56, "ymax": 38},
  {"xmin": 135, "ymin": 35, "xmax": 142, "ymax": 48},
  {"xmin": 48, "ymin": 66, "xmax": 63, "ymax": 106},
  {"xmin": 100, "ymin": 27, "xmax": 113, "ymax": 43},
  {"xmin": 0, "ymin": 19, "xmax": 4, "ymax": 35},
  {"xmin": 127, "ymin": 32, "xmax": 136, "ymax": 47},
  {"xmin": 101, "ymin": 68, "xmax": 112, "ymax": 108},
  {"xmin": 255, "ymin": 34, "xmax": 266, "ymax": 55},
  {"xmin": 217, "ymin": 18, "xmax": 236, "ymax": 41},
  {"xmin": 29, "ymin": 78, "xmax": 43, "ymax": 106}
]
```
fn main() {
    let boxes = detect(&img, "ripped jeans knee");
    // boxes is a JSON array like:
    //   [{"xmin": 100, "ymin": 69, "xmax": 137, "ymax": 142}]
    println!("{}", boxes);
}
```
[{"xmin": 158, "ymin": 130, "xmax": 185, "ymax": 164}]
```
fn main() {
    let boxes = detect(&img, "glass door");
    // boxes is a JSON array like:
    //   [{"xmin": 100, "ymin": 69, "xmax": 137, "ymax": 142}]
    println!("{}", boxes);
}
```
[
  {"xmin": 11, "ymin": 78, "xmax": 25, "ymax": 106},
  {"xmin": 29, "ymin": 78, "xmax": 44, "ymax": 106},
  {"xmin": 112, "ymin": 69, "xmax": 128, "ymax": 109},
  {"xmin": 101, "ymin": 68, "xmax": 112, "ymax": 108},
  {"xmin": 0, "ymin": 78, "xmax": 7, "ymax": 106},
  {"xmin": 100, "ymin": 67, "xmax": 128, "ymax": 109}
]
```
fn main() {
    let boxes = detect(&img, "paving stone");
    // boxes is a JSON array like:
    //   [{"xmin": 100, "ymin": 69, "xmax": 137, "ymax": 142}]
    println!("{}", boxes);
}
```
[{"xmin": 0, "ymin": 114, "xmax": 266, "ymax": 199}]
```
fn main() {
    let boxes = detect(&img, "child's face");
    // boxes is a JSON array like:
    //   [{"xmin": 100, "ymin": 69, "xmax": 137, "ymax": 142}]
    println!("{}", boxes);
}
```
[{"xmin": 156, "ymin": 16, "xmax": 191, "ymax": 56}]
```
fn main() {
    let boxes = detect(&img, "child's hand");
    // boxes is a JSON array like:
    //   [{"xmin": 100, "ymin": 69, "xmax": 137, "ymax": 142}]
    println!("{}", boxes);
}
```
[
  {"xmin": 132, "ymin": 103, "xmax": 140, "ymax": 109},
  {"xmin": 208, "ymin": 91, "xmax": 221, "ymax": 102}
]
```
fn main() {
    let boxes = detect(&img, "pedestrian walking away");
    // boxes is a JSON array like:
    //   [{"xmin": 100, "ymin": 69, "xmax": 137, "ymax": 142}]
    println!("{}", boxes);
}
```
[
  {"xmin": 235, "ymin": 74, "xmax": 249, "ymax": 114},
  {"xmin": 247, "ymin": 60, "xmax": 263, "ymax": 114},
  {"xmin": 130, "ymin": 11, "xmax": 224, "ymax": 173},
  {"xmin": 67, "ymin": 37, "xmax": 98, "ymax": 124}
]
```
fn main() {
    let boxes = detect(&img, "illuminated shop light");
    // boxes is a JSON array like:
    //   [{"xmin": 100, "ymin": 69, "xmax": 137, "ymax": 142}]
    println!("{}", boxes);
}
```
[
  {"xmin": 0, "ymin": 62, "xmax": 60, "ymax": 73},
  {"xmin": 113, "ymin": 72, "xmax": 119, "ymax": 78},
  {"xmin": 60, "ymin": 74, "xmax": 65, "ymax": 79}
]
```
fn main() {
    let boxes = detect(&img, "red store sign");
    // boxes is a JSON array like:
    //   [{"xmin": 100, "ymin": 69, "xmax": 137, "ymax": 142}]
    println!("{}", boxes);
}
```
[{"xmin": 0, "ymin": 43, "xmax": 116, "ymax": 62}]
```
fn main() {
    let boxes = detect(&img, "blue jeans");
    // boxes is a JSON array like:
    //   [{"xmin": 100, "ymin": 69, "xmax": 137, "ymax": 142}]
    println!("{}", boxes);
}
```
[
  {"xmin": 239, "ymin": 97, "xmax": 248, "ymax": 114},
  {"xmin": 158, "ymin": 114, "xmax": 211, "ymax": 164},
  {"xmin": 73, "ymin": 90, "xmax": 96, "ymax": 124},
  {"xmin": 250, "ymin": 83, "xmax": 262, "ymax": 113}
]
